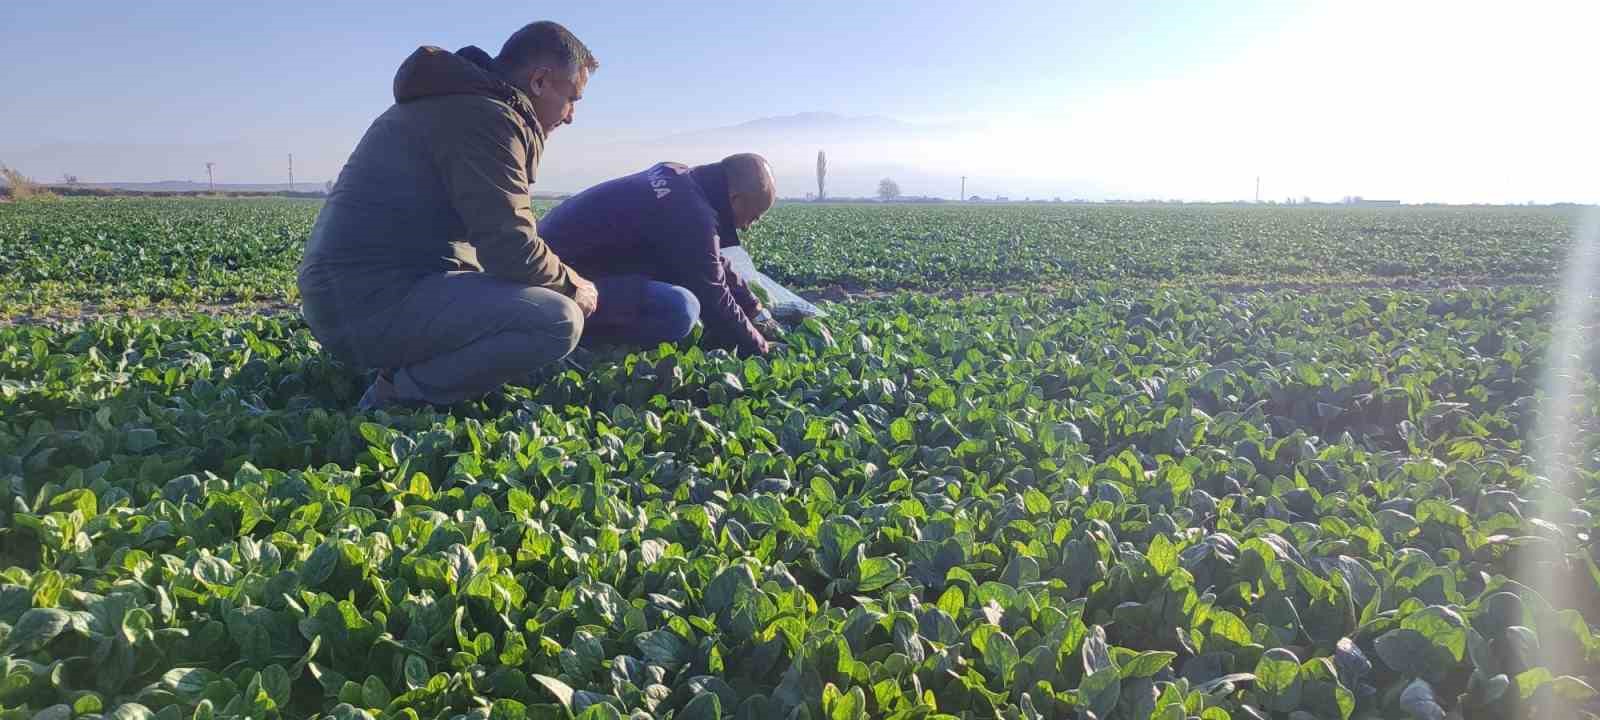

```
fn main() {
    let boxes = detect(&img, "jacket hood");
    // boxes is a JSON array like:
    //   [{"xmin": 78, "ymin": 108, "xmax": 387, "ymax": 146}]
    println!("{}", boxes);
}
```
[
  {"xmin": 392, "ymin": 45, "xmax": 544, "ymax": 137},
  {"xmin": 690, "ymin": 163, "xmax": 741, "ymax": 248}
]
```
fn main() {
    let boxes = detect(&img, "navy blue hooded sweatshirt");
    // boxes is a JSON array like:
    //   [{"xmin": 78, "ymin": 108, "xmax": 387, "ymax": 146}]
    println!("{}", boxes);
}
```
[{"xmin": 538, "ymin": 162, "xmax": 769, "ymax": 355}]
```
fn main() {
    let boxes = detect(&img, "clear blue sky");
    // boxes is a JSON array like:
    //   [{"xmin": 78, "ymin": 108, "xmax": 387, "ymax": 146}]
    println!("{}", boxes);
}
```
[{"xmin": 3, "ymin": 1, "xmax": 1593, "ymax": 202}]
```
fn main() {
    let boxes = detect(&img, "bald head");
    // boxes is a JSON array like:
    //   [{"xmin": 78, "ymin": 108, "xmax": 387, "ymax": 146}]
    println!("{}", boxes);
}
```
[
  {"xmin": 722, "ymin": 153, "xmax": 776, "ymax": 231},
  {"xmin": 723, "ymin": 153, "xmax": 774, "ymax": 196}
]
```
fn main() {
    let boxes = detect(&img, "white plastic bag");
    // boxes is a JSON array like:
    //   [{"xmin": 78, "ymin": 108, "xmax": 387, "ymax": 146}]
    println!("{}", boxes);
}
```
[{"xmin": 720, "ymin": 246, "xmax": 827, "ymax": 319}]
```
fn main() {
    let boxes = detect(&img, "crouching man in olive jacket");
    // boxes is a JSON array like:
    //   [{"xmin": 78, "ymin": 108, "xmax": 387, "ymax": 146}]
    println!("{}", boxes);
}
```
[{"xmin": 298, "ymin": 21, "xmax": 600, "ymax": 410}]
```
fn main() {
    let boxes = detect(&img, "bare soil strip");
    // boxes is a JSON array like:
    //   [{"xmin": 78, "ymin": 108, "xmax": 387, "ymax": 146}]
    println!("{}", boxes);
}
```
[
  {"xmin": 3, "ymin": 299, "xmax": 302, "ymax": 326},
  {"xmin": 1, "ymin": 274, "xmax": 1553, "ymax": 326}
]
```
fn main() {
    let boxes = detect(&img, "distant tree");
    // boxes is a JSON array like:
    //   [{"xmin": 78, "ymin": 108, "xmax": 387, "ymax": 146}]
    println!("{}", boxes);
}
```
[
  {"xmin": 0, "ymin": 163, "xmax": 49, "ymax": 200},
  {"xmin": 324, "ymin": 180, "xmax": 334, "ymax": 194},
  {"xmin": 816, "ymin": 150, "xmax": 827, "ymax": 201},
  {"xmin": 877, "ymin": 178, "xmax": 901, "ymax": 201},
  {"xmin": 62, "ymin": 174, "xmax": 79, "ymax": 185}
]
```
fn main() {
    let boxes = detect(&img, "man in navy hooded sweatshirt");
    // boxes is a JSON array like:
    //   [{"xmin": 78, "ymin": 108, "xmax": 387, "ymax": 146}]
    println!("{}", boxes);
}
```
[{"xmin": 538, "ymin": 153, "xmax": 779, "ymax": 356}]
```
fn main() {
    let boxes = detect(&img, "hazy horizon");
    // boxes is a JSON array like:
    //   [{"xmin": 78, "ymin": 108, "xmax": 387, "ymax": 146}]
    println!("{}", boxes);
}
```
[{"xmin": 3, "ymin": 1, "xmax": 1595, "ymax": 204}]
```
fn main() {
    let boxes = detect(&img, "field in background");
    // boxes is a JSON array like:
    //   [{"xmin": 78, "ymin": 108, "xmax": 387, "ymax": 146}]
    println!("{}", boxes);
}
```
[
  {"xmin": 2, "ymin": 198, "xmax": 1598, "ymax": 719},
  {"xmin": 0, "ymin": 198, "xmax": 1581, "ymax": 314}
]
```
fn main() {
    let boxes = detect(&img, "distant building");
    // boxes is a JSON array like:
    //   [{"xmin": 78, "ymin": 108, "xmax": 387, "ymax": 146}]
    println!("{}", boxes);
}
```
[{"xmin": 1343, "ymin": 196, "xmax": 1403, "ymax": 207}]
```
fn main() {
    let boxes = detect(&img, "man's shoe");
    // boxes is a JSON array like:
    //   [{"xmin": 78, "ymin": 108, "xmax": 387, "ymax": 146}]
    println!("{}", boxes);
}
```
[
  {"xmin": 357, "ymin": 371, "xmax": 397, "ymax": 411},
  {"xmin": 562, "ymin": 346, "xmax": 596, "ymax": 373},
  {"xmin": 525, "ymin": 361, "xmax": 569, "ymax": 387},
  {"xmin": 525, "ymin": 350, "xmax": 593, "ymax": 387}
]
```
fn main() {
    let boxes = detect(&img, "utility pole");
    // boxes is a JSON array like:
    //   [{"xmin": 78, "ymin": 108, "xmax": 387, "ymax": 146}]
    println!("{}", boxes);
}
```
[
  {"xmin": 960, "ymin": 176, "xmax": 967, "ymax": 201},
  {"xmin": 206, "ymin": 162, "xmax": 215, "ymax": 192},
  {"xmin": 1255, "ymin": 176, "xmax": 1261, "ymax": 204},
  {"xmin": 288, "ymin": 154, "xmax": 295, "ymax": 192}
]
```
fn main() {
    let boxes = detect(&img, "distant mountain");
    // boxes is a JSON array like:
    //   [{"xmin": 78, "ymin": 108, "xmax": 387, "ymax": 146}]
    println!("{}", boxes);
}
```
[
  {"xmin": 724, "ymin": 111, "xmax": 916, "ymax": 133},
  {"xmin": 658, "ymin": 112, "xmax": 935, "ymax": 145},
  {"xmin": 6, "ymin": 111, "xmax": 1065, "ymax": 201},
  {"xmin": 47, "ymin": 180, "xmax": 570, "ymax": 199},
  {"xmin": 69, "ymin": 181, "xmax": 320, "ymax": 193}
]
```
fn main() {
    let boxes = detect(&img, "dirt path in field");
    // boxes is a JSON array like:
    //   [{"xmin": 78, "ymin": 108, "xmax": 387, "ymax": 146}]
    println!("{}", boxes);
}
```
[
  {"xmin": 1, "ymin": 274, "xmax": 1553, "ymax": 326},
  {"xmin": 2, "ymin": 299, "xmax": 302, "ymax": 326},
  {"xmin": 1192, "ymin": 274, "xmax": 1552, "ymax": 293},
  {"xmin": 805, "ymin": 273, "xmax": 1553, "ymax": 303}
]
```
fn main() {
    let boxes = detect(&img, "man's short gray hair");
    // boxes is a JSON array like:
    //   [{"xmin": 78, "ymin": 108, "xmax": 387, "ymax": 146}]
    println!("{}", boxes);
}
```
[{"xmin": 496, "ymin": 21, "xmax": 598, "ymax": 79}]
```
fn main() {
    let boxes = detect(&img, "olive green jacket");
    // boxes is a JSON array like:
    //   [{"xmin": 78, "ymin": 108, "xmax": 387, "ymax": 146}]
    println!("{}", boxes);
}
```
[{"xmin": 298, "ymin": 46, "xmax": 576, "ymax": 333}]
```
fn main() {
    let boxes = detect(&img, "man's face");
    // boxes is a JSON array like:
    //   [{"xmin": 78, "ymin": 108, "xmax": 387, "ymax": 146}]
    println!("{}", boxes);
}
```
[
  {"xmin": 730, "ymin": 189, "xmax": 774, "ymax": 231},
  {"xmin": 730, "ymin": 162, "xmax": 776, "ymax": 231},
  {"xmin": 528, "ymin": 66, "xmax": 587, "ymax": 135}
]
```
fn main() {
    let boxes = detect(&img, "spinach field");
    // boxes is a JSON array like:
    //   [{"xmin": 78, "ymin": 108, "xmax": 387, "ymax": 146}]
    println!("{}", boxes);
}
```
[
  {"xmin": 0, "ymin": 199, "xmax": 1581, "ymax": 312},
  {"xmin": 1, "ymin": 199, "xmax": 1598, "ymax": 720}
]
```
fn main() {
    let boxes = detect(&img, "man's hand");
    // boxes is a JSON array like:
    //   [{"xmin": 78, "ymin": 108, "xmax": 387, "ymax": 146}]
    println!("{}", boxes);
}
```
[
  {"xmin": 570, "ymin": 273, "xmax": 599, "ymax": 317},
  {"xmin": 753, "ymin": 308, "xmax": 785, "ymax": 340}
]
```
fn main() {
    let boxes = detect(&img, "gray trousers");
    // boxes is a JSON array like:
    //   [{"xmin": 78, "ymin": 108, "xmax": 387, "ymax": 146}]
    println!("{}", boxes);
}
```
[{"xmin": 302, "ymin": 270, "xmax": 583, "ymax": 404}]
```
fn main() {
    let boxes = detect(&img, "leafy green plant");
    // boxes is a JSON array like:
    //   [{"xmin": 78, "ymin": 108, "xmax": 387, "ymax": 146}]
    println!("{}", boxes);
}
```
[
  {"xmin": 2, "ymin": 286, "xmax": 1598, "ymax": 719},
  {"xmin": 0, "ymin": 199, "xmax": 1585, "ymax": 315}
]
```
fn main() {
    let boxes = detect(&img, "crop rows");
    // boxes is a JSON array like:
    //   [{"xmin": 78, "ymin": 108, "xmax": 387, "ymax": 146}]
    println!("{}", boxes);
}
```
[
  {"xmin": 0, "ymin": 199, "xmax": 314, "ymax": 311},
  {"xmin": 0, "ymin": 199, "xmax": 1582, "ymax": 312},
  {"xmin": 749, "ymin": 204, "xmax": 1576, "ymax": 290},
  {"xmin": 4, "ymin": 287, "xmax": 1599, "ymax": 719}
]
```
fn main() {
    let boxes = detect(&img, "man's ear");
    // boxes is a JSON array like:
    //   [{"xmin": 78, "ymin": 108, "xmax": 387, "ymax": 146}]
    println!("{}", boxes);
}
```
[{"xmin": 527, "ymin": 66, "xmax": 548, "ymax": 97}]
